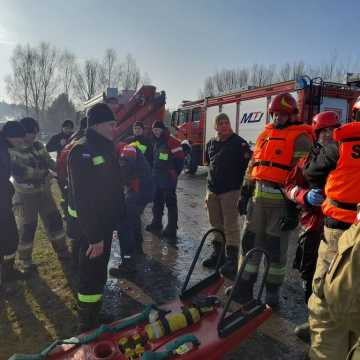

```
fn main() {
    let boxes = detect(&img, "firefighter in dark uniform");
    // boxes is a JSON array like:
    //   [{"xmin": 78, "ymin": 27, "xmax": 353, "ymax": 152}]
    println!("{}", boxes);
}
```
[
  {"xmin": 68, "ymin": 103, "xmax": 125, "ymax": 331},
  {"xmin": 145, "ymin": 121, "xmax": 185, "ymax": 238},
  {"xmin": 126, "ymin": 120, "xmax": 153, "ymax": 165},
  {"xmin": 0, "ymin": 121, "xmax": 25, "ymax": 294}
]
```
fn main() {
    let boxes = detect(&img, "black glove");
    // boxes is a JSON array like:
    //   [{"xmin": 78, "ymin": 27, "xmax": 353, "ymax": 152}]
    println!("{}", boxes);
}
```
[
  {"xmin": 238, "ymin": 184, "xmax": 254, "ymax": 215},
  {"xmin": 279, "ymin": 215, "xmax": 299, "ymax": 231},
  {"xmin": 238, "ymin": 197, "xmax": 248, "ymax": 215}
]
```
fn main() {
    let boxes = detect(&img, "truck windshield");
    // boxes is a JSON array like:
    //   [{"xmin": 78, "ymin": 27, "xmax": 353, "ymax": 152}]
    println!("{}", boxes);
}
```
[
  {"xmin": 179, "ymin": 111, "xmax": 189, "ymax": 125},
  {"xmin": 192, "ymin": 109, "xmax": 201, "ymax": 122}
]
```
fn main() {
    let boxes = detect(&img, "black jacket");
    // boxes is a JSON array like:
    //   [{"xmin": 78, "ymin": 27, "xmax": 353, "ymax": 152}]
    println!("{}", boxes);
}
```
[
  {"xmin": 206, "ymin": 133, "xmax": 251, "ymax": 194},
  {"xmin": 126, "ymin": 134, "xmax": 153, "ymax": 166},
  {"xmin": 68, "ymin": 129, "xmax": 125, "ymax": 244},
  {"xmin": 46, "ymin": 132, "xmax": 72, "ymax": 157},
  {"xmin": 0, "ymin": 133, "xmax": 14, "ymax": 211}
]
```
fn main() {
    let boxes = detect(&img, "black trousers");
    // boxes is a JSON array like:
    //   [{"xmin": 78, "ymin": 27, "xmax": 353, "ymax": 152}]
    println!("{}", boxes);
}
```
[
  {"xmin": 78, "ymin": 230, "xmax": 113, "ymax": 303},
  {"xmin": 152, "ymin": 187, "xmax": 178, "ymax": 226},
  {"xmin": 0, "ymin": 207, "xmax": 19, "ymax": 258}
]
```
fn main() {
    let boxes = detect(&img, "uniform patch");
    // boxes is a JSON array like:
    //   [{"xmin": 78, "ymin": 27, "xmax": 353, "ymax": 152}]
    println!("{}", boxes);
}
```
[{"xmin": 81, "ymin": 153, "xmax": 91, "ymax": 158}]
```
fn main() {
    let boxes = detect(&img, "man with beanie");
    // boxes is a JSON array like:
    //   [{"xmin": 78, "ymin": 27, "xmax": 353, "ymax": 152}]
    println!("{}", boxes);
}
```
[
  {"xmin": 0, "ymin": 121, "xmax": 27, "ymax": 293},
  {"xmin": 203, "ymin": 113, "xmax": 251, "ymax": 280},
  {"xmin": 126, "ymin": 121, "xmax": 153, "ymax": 165},
  {"xmin": 146, "ymin": 120, "xmax": 185, "ymax": 238},
  {"xmin": 10, "ymin": 117, "xmax": 69, "ymax": 274},
  {"xmin": 46, "ymin": 119, "xmax": 74, "ymax": 158},
  {"xmin": 68, "ymin": 103, "xmax": 125, "ymax": 331}
]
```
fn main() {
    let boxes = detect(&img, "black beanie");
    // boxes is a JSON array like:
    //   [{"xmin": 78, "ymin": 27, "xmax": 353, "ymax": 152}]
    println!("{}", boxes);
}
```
[
  {"xmin": 152, "ymin": 120, "xmax": 166, "ymax": 130},
  {"xmin": 87, "ymin": 103, "xmax": 115, "ymax": 127},
  {"xmin": 20, "ymin": 117, "xmax": 39, "ymax": 134},
  {"xmin": 62, "ymin": 120, "xmax": 74, "ymax": 128},
  {"xmin": 2, "ymin": 121, "xmax": 25, "ymax": 138},
  {"xmin": 133, "ymin": 120, "xmax": 144, "ymax": 129}
]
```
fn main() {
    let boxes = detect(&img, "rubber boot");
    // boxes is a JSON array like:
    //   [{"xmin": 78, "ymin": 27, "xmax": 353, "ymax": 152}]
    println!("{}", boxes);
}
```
[
  {"xmin": 221, "ymin": 246, "xmax": 239, "ymax": 280},
  {"xmin": 229, "ymin": 275, "xmax": 256, "ymax": 304},
  {"xmin": 109, "ymin": 257, "xmax": 137, "ymax": 278},
  {"xmin": 78, "ymin": 302, "xmax": 99, "ymax": 333},
  {"xmin": 266, "ymin": 284, "xmax": 281, "ymax": 308},
  {"xmin": 294, "ymin": 321, "xmax": 310, "ymax": 343},
  {"xmin": 161, "ymin": 206, "xmax": 178, "ymax": 239},
  {"xmin": 202, "ymin": 241, "xmax": 225, "ymax": 268},
  {"xmin": 145, "ymin": 219, "xmax": 163, "ymax": 235}
]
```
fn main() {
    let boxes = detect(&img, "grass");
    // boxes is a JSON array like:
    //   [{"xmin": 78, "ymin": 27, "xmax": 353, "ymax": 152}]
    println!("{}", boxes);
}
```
[{"xmin": 0, "ymin": 184, "xmax": 77, "ymax": 359}]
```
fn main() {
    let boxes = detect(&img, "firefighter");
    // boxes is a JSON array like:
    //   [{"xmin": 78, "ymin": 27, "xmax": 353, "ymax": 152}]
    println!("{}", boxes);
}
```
[
  {"xmin": 283, "ymin": 111, "xmax": 340, "ymax": 340},
  {"xmin": 0, "ymin": 121, "xmax": 26, "ymax": 294},
  {"xmin": 234, "ymin": 93, "xmax": 313, "ymax": 307},
  {"xmin": 57, "ymin": 117, "xmax": 88, "ymax": 270},
  {"xmin": 126, "ymin": 120, "xmax": 153, "ymax": 165},
  {"xmin": 203, "ymin": 112, "xmax": 251, "ymax": 279},
  {"xmin": 46, "ymin": 119, "xmax": 74, "ymax": 158},
  {"xmin": 68, "ymin": 103, "xmax": 125, "ymax": 331},
  {"xmin": 9, "ymin": 117, "xmax": 68, "ymax": 274},
  {"xmin": 46, "ymin": 119, "xmax": 74, "ymax": 214},
  {"xmin": 145, "ymin": 121, "xmax": 185, "ymax": 238},
  {"xmin": 109, "ymin": 140, "xmax": 154, "ymax": 277},
  {"xmin": 317, "ymin": 206, "xmax": 360, "ymax": 360},
  {"xmin": 305, "ymin": 101, "xmax": 360, "ymax": 359}
]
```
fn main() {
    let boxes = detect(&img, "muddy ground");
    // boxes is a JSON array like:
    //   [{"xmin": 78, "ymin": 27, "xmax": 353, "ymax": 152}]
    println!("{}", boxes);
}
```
[{"xmin": 0, "ymin": 169, "xmax": 309, "ymax": 359}]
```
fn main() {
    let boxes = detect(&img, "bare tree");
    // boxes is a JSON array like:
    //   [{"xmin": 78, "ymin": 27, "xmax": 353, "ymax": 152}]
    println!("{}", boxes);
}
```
[
  {"xmin": 278, "ymin": 63, "xmax": 292, "ymax": 81},
  {"xmin": 5, "ymin": 43, "xmax": 58, "ymax": 120},
  {"xmin": 120, "ymin": 54, "xmax": 141, "ymax": 90},
  {"xmin": 99, "ymin": 48, "xmax": 122, "ymax": 89},
  {"xmin": 73, "ymin": 59, "xmax": 100, "ymax": 101},
  {"xmin": 59, "ymin": 50, "xmax": 76, "ymax": 96}
]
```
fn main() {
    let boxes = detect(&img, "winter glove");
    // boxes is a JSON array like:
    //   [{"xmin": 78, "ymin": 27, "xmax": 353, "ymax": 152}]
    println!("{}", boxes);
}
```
[
  {"xmin": 305, "ymin": 189, "xmax": 324, "ymax": 207},
  {"xmin": 238, "ymin": 184, "xmax": 254, "ymax": 215}
]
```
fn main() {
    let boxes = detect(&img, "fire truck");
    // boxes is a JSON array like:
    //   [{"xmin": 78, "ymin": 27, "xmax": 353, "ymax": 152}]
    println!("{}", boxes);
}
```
[
  {"xmin": 83, "ymin": 85, "xmax": 166, "ymax": 141},
  {"xmin": 172, "ymin": 77, "xmax": 360, "ymax": 174}
]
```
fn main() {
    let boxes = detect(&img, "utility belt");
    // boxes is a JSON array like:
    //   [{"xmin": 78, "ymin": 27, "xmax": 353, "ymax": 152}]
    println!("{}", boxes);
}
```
[
  {"xmin": 255, "ymin": 182, "xmax": 282, "ymax": 194},
  {"xmin": 14, "ymin": 180, "xmax": 45, "ymax": 192},
  {"xmin": 253, "ymin": 160, "xmax": 292, "ymax": 172}
]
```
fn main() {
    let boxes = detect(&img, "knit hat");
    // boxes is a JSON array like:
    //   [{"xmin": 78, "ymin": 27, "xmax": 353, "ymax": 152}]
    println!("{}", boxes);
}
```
[
  {"xmin": 87, "ymin": 103, "xmax": 115, "ymax": 127},
  {"xmin": 2, "ymin": 121, "xmax": 25, "ymax": 138},
  {"xmin": 152, "ymin": 120, "xmax": 165, "ymax": 130},
  {"xmin": 20, "ymin": 117, "xmax": 39, "ymax": 134},
  {"xmin": 62, "ymin": 120, "xmax": 74, "ymax": 128},
  {"xmin": 133, "ymin": 121, "xmax": 144, "ymax": 129}
]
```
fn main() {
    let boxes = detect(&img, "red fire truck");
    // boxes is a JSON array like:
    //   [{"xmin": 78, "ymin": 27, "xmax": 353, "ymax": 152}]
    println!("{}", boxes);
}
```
[
  {"xmin": 172, "ymin": 77, "xmax": 360, "ymax": 174},
  {"xmin": 83, "ymin": 85, "xmax": 166, "ymax": 141}
]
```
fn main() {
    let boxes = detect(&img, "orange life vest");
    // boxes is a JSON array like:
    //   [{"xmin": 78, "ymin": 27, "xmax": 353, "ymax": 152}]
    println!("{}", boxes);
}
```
[
  {"xmin": 251, "ymin": 123, "xmax": 312, "ymax": 185},
  {"xmin": 322, "ymin": 122, "xmax": 360, "ymax": 224}
]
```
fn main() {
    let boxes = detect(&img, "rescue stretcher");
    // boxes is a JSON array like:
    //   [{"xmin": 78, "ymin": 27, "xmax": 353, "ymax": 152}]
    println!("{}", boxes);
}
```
[{"xmin": 10, "ymin": 229, "xmax": 272, "ymax": 360}]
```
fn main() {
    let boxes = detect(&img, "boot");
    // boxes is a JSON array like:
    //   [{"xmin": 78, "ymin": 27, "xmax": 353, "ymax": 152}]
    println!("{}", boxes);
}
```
[
  {"xmin": 145, "ymin": 221, "xmax": 162, "ymax": 235},
  {"xmin": 266, "ymin": 284, "xmax": 281, "ymax": 308},
  {"xmin": 202, "ymin": 241, "xmax": 225, "ymax": 268},
  {"xmin": 294, "ymin": 322, "xmax": 310, "ymax": 343},
  {"xmin": 229, "ymin": 275, "xmax": 256, "ymax": 304},
  {"xmin": 220, "ymin": 246, "xmax": 239, "ymax": 280},
  {"xmin": 109, "ymin": 257, "xmax": 137, "ymax": 278},
  {"xmin": 78, "ymin": 302, "xmax": 100, "ymax": 333},
  {"xmin": 161, "ymin": 206, "xmax": 178, "ymax": 238}
]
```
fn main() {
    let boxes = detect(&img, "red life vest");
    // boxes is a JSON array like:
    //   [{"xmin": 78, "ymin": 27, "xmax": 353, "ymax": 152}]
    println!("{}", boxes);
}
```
[
  {"xmin": 322, "ymin": 122, "xmax": 360, "ymax": 224},
  {"xmin": 251, "ymin": 123, "xmax": 312, "ymax": 185}
]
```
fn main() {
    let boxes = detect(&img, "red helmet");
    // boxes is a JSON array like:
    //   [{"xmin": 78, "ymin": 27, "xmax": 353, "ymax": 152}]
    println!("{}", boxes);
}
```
[
  {"xmin": 312, "ymin": 111, "xmax": 340, "ymax": 135},
  {"xmin": 352, "ymin": 96, "xmax": 360, "ymax": 121},
  {"xmin": 268, "ymin": 93, "xmax": 298, "ymax": 115}
]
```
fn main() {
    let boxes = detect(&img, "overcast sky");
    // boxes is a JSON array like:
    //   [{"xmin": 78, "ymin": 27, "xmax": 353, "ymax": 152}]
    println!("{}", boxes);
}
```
[{"xmin": 0, "ymin": 0, "xmax": 359, "ymax": 109}]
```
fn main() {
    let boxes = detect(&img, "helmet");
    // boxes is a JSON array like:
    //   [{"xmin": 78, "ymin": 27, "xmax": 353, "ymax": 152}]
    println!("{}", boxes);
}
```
[
  {"xmin": 352, "ymin": 96, "xmax": 360, "ymax": 121},
  {"xmin": 269, "ymin": 93, "xmax": 298, "ymax": 115},
  {"xmin": 312, "ymin": 111, "xmax": 340, "ymax": 136}
]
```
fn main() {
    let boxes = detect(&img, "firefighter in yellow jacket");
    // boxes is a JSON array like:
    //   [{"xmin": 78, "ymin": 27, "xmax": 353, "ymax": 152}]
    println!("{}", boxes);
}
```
[
  {"xmin": 10, "ymin": 117, "xmax": 68, "ymax": 274},
  {"xmin": 234, "ymin": 93, "xmax": 313, "ymax": 307},
  {"xmin": 316, "ymin": 207, "xmax": 360, "ymax": 360}
]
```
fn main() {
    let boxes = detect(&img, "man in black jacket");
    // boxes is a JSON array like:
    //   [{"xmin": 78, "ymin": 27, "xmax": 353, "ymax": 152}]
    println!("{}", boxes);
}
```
[
  {"xmin": 68, "ymin": 104, "xmax": 125, "ymax": 331},
  {"xmin": 203, "ymin": 113, "xmax": 251, "ymax": 279},
  {"xmin": 46, "ymin": 120, "xmax": 74, "ymax": 158},
  {"xmin": 0, "ymin": 121, "xmax": 26, "ymax": 293}
]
